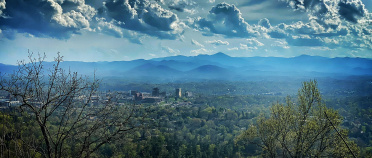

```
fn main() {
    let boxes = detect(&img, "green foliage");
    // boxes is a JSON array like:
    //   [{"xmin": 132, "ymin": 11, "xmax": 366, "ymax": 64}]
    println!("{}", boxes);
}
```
[
  {"xmin": 0, "ymin": 111, "xmax": 43, "ymax": 157},
  {"xmin": 236, "ymin": 80, "xmax": 360, "ymax": 157},
  {"xmin": 2, "ymin": 78, "xmax": 370, "ymax": 157}
]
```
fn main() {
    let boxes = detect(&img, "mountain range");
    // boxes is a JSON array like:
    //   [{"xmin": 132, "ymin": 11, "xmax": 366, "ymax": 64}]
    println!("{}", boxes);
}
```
[{"xmin": 1, "ymin": 53, "xmax": 372, "ymax": 82}]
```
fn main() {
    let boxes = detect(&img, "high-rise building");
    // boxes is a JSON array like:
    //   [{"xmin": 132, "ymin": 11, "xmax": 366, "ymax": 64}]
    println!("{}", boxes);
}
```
[
  {"xmin": 175, "ymin": 88, "xmax": 182, "ymax": 98},
  {"xmin": 185, "ymin": 91, "xmax": 193, "ymax": 98},
  {"xmin": 152, "ymin": 87, "xmax": 160, "ymax": 96},
  {"xmin": 134, "ymin": 92, "xmax": 143, "ymax": 101}
]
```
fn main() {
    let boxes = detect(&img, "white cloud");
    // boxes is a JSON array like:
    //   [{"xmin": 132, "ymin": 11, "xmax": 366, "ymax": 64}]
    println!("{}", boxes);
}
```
[
  {"xmin": 280, "ymin": 0, "xmax": 369, "ymax": 23},
  {"xmin": 167, "ymin": 0, "xmax": 196, "ymax": 12},
  {"xmin": 190, "ymin": 48, "xmax": 212, "ymax": 54},
  {"xmin": 162, "ymin": 46, "xmax": 180, "ymax": 54},
  {"xmin": 48, "ymin": 0, "xmax": 96, "ymax": 29},
  {"xmin": 0, "ymin": 0, "xmax": 97, "ymax": 39},
  {"xmin": 227, "ymin": 47, "xmax": 239, "ymax": 51},
  {"xmin": 310, "ymin": 47, "xmax": 335, "ymax": 51},
  {"xmin": 240, "ymin": 44, "xmax": 247, "ymax": 50},
  {"xmin": 77, "ymin": 2, "xmax": 97, "ymax": 20},
  {"xmin": 95, "ymin": 17, "xmax": 123, "ymax": 38},
  {"xmin": 184, "ymin": 8, "xmax": 197, "ymax": 15},
  {"xmin": 205, "ymin": 40, "xmax": 229, "ymax": 46},
  {"xmin": 246, "ymin": 38, "xmax": 264, "ymax": 47},
  {"xmin": 192, "ymin": 2, "xmax": 259, "ymax": 38},
  {"xmin": 271, "ymin": 40, "xmax": 290, "ymax": 49},
  {"xmin": 273, "ymin": 0, "xmax": 372, "ymax": 49},
  {"xmin": 0, "ymin": 0, "xmax": 5, "ymax": 16},
  {"xmin": 53, "ymin": 10, "xmax": 90, "ymax": 29},
  {"xmin": 103, "ymin": 0, "xmax": 185, "ymax": 39},
  {"xmin": 95, "ymin": 17, "xmax": 143, "ymax": 44},
  {"xmin": 240, "ymin": 43, "xmax": 257, "ymax": 51},
  {"xmin": 191, "ymin": 39, "xmax": 204, "ymax": 47},
  {"xmin": 258, "ymin": 18, "xmax": 271, "ymax": 29}
]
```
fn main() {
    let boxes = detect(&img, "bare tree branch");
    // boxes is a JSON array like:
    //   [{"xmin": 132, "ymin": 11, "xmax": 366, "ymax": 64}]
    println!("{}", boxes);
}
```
[{"xmin": 0, "ymin": 52, "xmax": 143, "ymax": 158}]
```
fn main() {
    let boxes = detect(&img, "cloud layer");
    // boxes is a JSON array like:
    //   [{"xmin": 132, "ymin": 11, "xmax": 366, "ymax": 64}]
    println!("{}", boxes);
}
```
[
  {"xmin": 0, "ymin": 0, "xmax": 95, "ymax": 39},
  {"xmin": 192, "ymin": 2, "xmax": 259, "ymax": 37},
  {"xmin": 205, "ymin": 40, "xmax": 229, "ymax": 46},
  {"xmin": 0, "ymin": 0, "xmax": 185, "ymax": 41},
  {"xmin": 188, "ymin": 1, "xmax": 372, "ymax": 50},
  {"xmin": 102, "ymin": 0, "xmax": 185, "ymax": 39},
  {"xmin": 272, "ymin": 0, "xmax": 372, "ymax": 49},
  {"xmin": 0, "ymin": 0, "xmax": 371, "ymax": 54},
  {"xmin": 0, "ymin": 0, "xmax": 5, "ymax": 16}
]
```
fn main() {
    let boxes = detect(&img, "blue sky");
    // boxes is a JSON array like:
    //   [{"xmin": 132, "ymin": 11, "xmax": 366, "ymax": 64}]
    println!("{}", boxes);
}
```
[{"xmin": 0, "ymin": 0, "xmax": 372, "ymax": 65}]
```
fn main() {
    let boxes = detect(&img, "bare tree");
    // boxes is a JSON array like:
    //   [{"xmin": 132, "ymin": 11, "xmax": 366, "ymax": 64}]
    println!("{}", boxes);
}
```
[{"xmin": 0, "ymin": 52, "xmax": 143, "ymax": 158}]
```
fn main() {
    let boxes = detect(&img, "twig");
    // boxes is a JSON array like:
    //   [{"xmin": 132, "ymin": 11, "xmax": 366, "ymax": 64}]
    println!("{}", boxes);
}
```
[{"xmin": 324, "ymin": 111, "xmax": 356, "ymax": 158}]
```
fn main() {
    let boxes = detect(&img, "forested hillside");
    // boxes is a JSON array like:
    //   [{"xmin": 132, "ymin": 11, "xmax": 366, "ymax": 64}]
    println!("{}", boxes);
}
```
[{"xmin": 0, "ymin": 53, "xmax": 371, "ymax": 157}]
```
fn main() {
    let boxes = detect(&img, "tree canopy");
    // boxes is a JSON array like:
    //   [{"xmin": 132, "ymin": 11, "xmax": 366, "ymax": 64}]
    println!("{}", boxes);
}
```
[{"xmin": 236, "ymin": 80, "xmax": 359, "ymax": 157}]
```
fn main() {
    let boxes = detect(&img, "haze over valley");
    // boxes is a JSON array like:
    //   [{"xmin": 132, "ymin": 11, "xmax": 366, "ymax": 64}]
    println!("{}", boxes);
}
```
[{"xmin": 1, "ymin": 0, "xmax": 372, "ymax": 157}]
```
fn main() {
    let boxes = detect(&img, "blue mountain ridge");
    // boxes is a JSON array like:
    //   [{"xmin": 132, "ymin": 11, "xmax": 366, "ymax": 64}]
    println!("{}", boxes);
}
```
[{"xmin": 0, "ymin": 53, "xmax": 371, "ymax": 81}]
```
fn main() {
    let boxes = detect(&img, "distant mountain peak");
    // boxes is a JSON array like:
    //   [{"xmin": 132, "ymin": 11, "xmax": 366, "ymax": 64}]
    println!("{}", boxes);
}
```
[
  {"xmin": 213, "ymin": 52, "xmax": 230, "ymax": 57},
  {"xmin": 196, "ymin": 52, "xmax": 230, "ymax": 58}
]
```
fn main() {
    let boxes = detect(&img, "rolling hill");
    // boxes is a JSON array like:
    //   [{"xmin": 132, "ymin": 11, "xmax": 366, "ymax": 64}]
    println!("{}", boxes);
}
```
[{"xmin": 0, "ymin": 53, "xmax": 371, "ymax": 82}]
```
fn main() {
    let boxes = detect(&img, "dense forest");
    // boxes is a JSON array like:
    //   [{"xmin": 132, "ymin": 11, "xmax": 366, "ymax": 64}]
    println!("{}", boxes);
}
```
[
  {"xmin": 0, "ymin": 54, "xmax": 371, "ymax": 157},
  {"xmin": 1, "ymin": 80, "xmax": 372, "ymax": 157},
  {"xmin": 1, "ymin": 0, "xmax": 372, "ymax": 156}
]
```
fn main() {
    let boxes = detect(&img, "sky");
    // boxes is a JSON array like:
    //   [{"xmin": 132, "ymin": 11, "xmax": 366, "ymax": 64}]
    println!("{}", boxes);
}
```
[{"xmin": 0, "ymin": 0, "xmax": 372, "ymax": 65}]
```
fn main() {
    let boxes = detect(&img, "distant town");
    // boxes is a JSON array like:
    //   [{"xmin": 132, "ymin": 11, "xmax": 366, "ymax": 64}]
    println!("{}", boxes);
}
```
[{"xmin": 0, "ymin": 87, "xmax": 193, "ymax": 109}]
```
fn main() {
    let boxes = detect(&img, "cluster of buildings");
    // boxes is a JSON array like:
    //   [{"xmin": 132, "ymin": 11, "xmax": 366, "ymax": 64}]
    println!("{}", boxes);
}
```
[
  {"xmin": 0, "ymin": 87, "xmax": 194, "ymax": 109},
  {"xmin": 0, "ymin": 91, "xmax": 21, "ymax": 109},
  {"xmin": 131, "ymin": 88, "xmax": 165, "ymax": 103},
  {"xmin": 132, "ymin": 87, "xmax": 193, "ymax": 103},
  {"xmin": 175, "ymin": 88, "xmax": 193, "ymax": 98}
]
